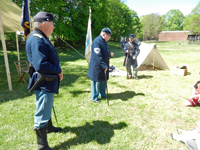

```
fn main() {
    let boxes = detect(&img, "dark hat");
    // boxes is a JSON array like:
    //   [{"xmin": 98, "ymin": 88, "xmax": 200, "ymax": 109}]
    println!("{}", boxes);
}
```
[
  {"xmin": 101, "ymin": 27, "xmax": 112, "ymax": 35},
  {"xmin": 33, "ymin": 11, "xmax": 54, "ymax": 22},
  {"xmin": 129, "ymin": 34, "xmax": 134, "ymax": 38}
]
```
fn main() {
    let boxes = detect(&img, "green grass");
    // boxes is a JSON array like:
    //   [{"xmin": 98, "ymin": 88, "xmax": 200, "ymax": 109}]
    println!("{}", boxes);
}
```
[{"xmin": 0, "ymin": 41, "xmax": 200, "ymax": 149}]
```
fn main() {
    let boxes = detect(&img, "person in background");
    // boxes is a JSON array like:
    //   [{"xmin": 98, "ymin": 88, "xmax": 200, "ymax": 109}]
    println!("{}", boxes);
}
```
[
  {"xmin": 26, "ymin": 11, "xmax": 63, "ymax": 150},
  {"xmin": 122, "ymin": 38, "xmax": 125, "ymax": 48},
  {"xmin": 88, "ymin": 27, "xmax": 114, "ymax": 103},
  {"xmin": 123, "ymin": 34, "xmax": 140, "ymax": 79}
]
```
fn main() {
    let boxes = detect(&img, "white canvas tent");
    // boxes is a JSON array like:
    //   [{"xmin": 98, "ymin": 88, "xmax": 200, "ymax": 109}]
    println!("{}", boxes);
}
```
[
  {"xmin": 137, "ymin": 43, "xmax": 169, "ymax": 71},
  {"xmin": 0, "ymin": 0, "xmax": 24, "ymax": 91},
  {"xmin": 0, "ymin": 0, "xmax": 23, "ymax": 32}
]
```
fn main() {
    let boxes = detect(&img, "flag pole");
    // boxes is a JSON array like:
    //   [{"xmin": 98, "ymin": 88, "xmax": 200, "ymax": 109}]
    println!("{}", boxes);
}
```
[{"xmin": 28, "ymin": 0, "xmax": 32, "ymax": 31}]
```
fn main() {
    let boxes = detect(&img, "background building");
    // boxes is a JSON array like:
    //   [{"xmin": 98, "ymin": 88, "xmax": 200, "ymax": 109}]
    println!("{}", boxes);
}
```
[{"xmin": 158, "ymin": 31, "xmax": 189, "ymax": 41}]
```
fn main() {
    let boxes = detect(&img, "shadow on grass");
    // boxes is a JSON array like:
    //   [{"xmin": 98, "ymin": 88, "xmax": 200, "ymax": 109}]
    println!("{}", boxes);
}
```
[
  {"xmin": 0, "ymin": 73, "xmax": 82, "ymax": 103},
  {"xmin": 186, "ymin": 72, "xmax": 191, "ymax": 76},
  {"xmin": 69, "ymin": 90, "xmax": 90, "ymax": 97},
  {"xmin": 54, "ymin": 120, "xmax": 127, "ymax": 149},
  {"xmin": 68, "ymin": 90, "xmax": 145, "ymax": 101},
  {"xmin": 186, "ymin": 103, "xmax": 200, "ymax": 107},
  {"xmin": 138, "ymin": 75, "xmax": 153, "ymax": 79},
  {"xmin": 109, "ymin": 90, "xmax": 145, "ymax": 101}
]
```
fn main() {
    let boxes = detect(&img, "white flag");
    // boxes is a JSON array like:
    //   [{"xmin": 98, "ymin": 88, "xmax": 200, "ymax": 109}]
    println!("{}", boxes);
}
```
[{"xmin": 85, "ymin": 7, "xmax": 92, "ymax": 64}]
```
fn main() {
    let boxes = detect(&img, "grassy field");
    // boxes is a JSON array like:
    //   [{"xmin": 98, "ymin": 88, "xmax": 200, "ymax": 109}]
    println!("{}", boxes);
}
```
[{"xmin": 0, "ymin": 41, "xmax": 200, "ymax": 150}]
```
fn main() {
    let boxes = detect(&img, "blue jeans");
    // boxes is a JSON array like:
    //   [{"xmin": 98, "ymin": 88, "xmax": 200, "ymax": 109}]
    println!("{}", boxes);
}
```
[
  {"xmin": 91, "ymin": 80, "xmax": 106, "ymax": 101},
  {"xmin": 34, "ymin": 90, "xmax": 54, "ymax": 129}
]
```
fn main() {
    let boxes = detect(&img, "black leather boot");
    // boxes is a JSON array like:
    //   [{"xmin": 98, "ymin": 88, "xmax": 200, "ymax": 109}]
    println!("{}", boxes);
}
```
[
  {"xmin": 36, "ymin": 127, "xmax": 54, "ymax": 150},
  {"xmin": 46, "ymin": 118, "xmax": 62, "ymax": 133}
]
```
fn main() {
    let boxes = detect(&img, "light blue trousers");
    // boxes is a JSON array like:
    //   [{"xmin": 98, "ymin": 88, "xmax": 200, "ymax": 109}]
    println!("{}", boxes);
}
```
[
  {"xmin": 128, "ymin": 59, "xmax": 137, "ymax": 77},
  {"xmin": 34, "ymin": 90, "xmax": 54, "ymax": 129},
  {"xmin": 91, "ymin": 80, "xmax": 106, "ymax": 101}
]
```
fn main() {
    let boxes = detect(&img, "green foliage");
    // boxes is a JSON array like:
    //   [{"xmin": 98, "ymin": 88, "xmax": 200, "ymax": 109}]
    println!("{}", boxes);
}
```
[
  {"xmin": 12, "ymin": 0, "xmax": 142, "ymax": 45},
  {"xmin": 3, "ymin": 33, "xmax": 16, "ymax": 41},
  {"xmin": 183, "ymin": 2, "xmax": 200, "ymax": 34},
  {"xmin": 191, "ymin": 2, "xmax": 200, "ymax": 15},
  {"xmin": 140, "ymin": 13, "xmax": 163, "ymax": 41},
  {"xmin": 106, "ymin": 0, "xmax": 142, "ymax": 40},
  {"xmin": 163, "ymin": 9, "xmax": 185, "ymax": 31},
  {"xmin": 11, "ymin": 0, "xmax": 22, "ymax": 7}
]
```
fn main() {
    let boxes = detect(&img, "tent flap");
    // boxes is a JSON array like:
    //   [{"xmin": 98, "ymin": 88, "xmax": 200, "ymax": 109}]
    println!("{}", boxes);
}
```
[{"xmin": 0, "ymin": 0, "xmax": 23, "ymax": 32}]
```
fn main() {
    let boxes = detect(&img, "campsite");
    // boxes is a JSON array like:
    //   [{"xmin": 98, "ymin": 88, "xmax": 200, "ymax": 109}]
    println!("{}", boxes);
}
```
[
  {"xmin": 1, "ymin": 0, "xmax": 200, "ymax": 149},
  {"xmin": 0, "ymin": 41, "xmax": 200, "ymax": 149}
]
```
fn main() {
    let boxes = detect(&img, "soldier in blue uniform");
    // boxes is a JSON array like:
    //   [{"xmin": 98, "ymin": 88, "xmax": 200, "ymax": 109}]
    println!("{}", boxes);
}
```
[
  {"xmin": 88, "ymin": 27, "xmax": 114, "ymax": 103},
  {"xmin": 26, "ymin": 11, "xmax": 63, "ymax": 150},
  {"xmin": 123, "ymin": 34, "xmax": 140, "ymax": 79}
]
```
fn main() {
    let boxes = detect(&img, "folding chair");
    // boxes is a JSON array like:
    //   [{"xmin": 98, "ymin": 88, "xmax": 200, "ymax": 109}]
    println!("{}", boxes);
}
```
[{"xmin": 14, "ymin": 60, "xmax": 29, "ymax": 84}]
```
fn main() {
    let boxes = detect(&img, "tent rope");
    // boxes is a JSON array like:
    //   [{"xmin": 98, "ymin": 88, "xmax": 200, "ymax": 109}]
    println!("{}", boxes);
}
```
[{"xmin": 55, "ymin": 34, "xmax": 85, "ymax": 59}]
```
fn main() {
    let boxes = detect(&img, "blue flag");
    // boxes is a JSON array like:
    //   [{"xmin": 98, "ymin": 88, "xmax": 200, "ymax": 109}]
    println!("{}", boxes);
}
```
[{"xmin": 21, "ymin": 0, "xmax": 30, "ymax": 38}]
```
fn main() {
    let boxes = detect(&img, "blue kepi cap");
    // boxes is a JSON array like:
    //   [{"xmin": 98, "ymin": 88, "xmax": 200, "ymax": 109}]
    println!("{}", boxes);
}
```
[
  {"xmin": 33, "ymin": 11, "xmax": 54, "ymax": 22},
  {"xmin": 129, "ymin": 34, "xmax": 134, "ymax": 38},
  {"xmin": 101, "ymin": 27, "xmax": 112, "ymax": 35}
]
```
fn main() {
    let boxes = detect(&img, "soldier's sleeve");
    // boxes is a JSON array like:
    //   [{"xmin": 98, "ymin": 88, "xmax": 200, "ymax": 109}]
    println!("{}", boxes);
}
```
[
  {"xmin": 93, "ymin": 40, "xmax": 107, "ymax": 70},
  {"xmin": 134, "ymin": 43, "xmax": 140, "ymax": 57},
  {"xmin": 31, "ymin": 37, "xmax": 61, "ymax": 74}
]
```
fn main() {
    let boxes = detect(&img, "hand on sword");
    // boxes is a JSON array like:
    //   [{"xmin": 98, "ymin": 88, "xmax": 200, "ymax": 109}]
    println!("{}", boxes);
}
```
[
  {"xmin": 104, "ymin": 71, "xmax": 109, "ymax": 106},
  {"xmin": 104, "ymin": 68, "xmax": 108, "ymax": 73}
]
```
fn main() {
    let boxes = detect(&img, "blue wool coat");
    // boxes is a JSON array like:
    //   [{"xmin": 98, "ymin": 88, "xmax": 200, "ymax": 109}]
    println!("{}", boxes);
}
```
[
  {"xmin": 123, "ymin": 41, "xmax": 140, "ymax": 68},
  {"xmin": 88, "ymin": 35, "xmax": 110, "ymax": 81},
  {"xmin": 26, "ymin": 28, "xmax": 61, "ymax": 94}
]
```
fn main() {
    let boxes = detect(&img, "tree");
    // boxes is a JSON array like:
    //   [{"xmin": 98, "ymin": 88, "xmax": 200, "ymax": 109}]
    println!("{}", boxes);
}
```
[
  {"xmin": 183, "ymin": 2, "xmax": 200, "ymax": 34},
  {"xmin": 107, "ymin": 0, "xmax": 142, "ymax": 40},
  {"xmin": 11, "ymin": 0, "xmax": 142, "ymax": 45},
  {"xmin": 163, "ymin": 9, "xmax": 184, "ymax": 31},
  {"xmin": 141, "ymin": 13, "xmax": 163, "ymax": 41}
]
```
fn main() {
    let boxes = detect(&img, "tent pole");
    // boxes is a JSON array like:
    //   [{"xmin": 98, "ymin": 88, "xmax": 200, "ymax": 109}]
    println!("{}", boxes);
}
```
[
  {"xmin": 0, "ymin": 10, "xmax": 12, "ymax": 91},
  {"xmin": 16, "ymin": 32, "xmax": 20, "ymax": 61},
  {"xmin": 16, "ymin": 32, "xmax": 21, "ymax": 72},
  {"xmin": 153, "ymin": 44, "xmax": 156, "ymax": 70}
]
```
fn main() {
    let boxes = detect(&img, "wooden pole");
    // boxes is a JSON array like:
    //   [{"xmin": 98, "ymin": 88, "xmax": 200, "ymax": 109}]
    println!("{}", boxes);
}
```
[
  {"xmin": 28, "ymin": 0, "xmax": 32, "ymax": 30},
  {"xmin": 153, "ymin": 44, "xmax": 156, "ymax": 70},
  {"xmin": 16, "ymin": 32, "xmax": 20, "ymax": 61},
  {"xmin": 16, "ymin": 32, "xmax": 21, "ymax": 72},
  {"xmin": 0, "ymin": 10, "xmax": 12, "ymax": 91}
]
